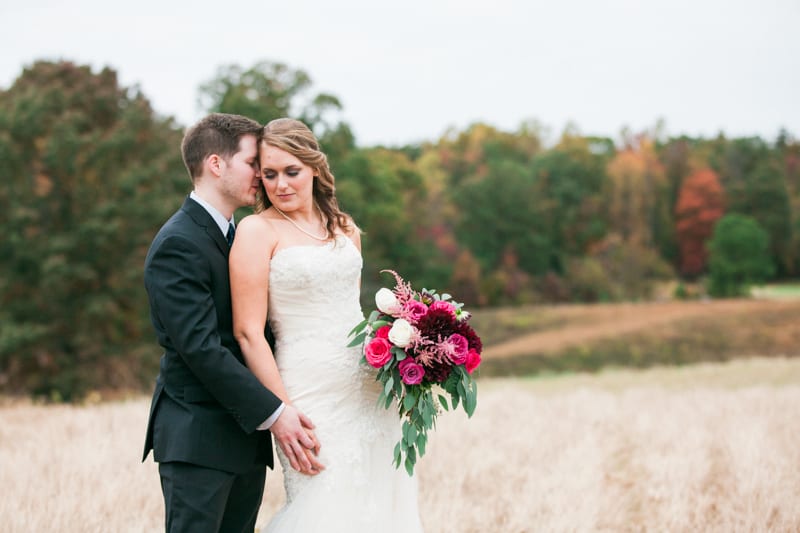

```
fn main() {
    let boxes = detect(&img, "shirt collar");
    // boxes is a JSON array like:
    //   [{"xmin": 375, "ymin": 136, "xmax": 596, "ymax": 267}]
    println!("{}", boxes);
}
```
[{"xmin": 190, "ymin": 191, "xmax": 234, "ymax": 236}]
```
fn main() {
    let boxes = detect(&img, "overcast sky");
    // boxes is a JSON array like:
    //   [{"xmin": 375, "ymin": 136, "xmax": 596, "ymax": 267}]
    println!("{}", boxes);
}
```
[{"xmin": 2, "ymin": 0, "xmax": 798, "ymax": 146}]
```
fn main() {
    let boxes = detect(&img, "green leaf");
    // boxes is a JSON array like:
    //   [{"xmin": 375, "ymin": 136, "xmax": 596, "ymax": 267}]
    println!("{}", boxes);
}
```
[
  {"xmin": 393, "ymin": 441, "xmax": 402, "ymax": 467},
  {"xmin": 404, "ymin": 422, "xmax": 418, "ymax": 446},
  {"xmin": 421, "ymin": 402, "xmax": 434, "ymax": 428},
  {"xmin": 404, "ymin": 456, "xmax": 415, "ymax": 476},
  {"xmin": 461, "ymin": 374, "xmax": 478, "ymax": 416},
  {"xmin": 393, "ymin": 373, "xmax": 403, "ymax": 397},
  {"xmin": 392, "ymin": 346, "xmax": 407, "ymax": 361},
  {"xmin": 437, "ymin": 393, "xmax": 449, "ymax": 411},
  {"xmin": 368, "ymin": 310, "xmax": 380, "ymax": 323},
  {"xmin": 346, "ymin": 331, "xmax": 367, "ymax": 347},
  {"xmin": 417, "ymin": 434, "xmax": 427, "ymax": 457},
  {"xmin": 383, "ymin": 375, "xmax": 394, "ymax": 396},
  {"xmin": 347, "ymin": 318, "xmax": 368, "ymax": 337},
  {"xmin": 403, "ymin": 388, "xmax": 418, "ymax": 411}
]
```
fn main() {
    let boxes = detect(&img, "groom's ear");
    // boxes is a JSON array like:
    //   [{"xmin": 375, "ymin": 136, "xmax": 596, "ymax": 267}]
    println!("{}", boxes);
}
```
[{"xmin": 205, "ymin": 154, "xmax": 224, "ymax": 177}]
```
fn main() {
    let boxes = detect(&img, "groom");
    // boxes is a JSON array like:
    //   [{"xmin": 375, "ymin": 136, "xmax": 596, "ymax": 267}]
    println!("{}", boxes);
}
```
[{"xmin": 143, "ymin": 113, "xmax": 322, "ymax": 532}]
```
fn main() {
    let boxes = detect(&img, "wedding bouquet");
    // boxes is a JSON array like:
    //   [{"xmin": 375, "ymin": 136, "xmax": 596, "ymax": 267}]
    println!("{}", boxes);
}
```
[{"xmin": 348, "ymin": 270, "xmax": 482, "ymax": 475}]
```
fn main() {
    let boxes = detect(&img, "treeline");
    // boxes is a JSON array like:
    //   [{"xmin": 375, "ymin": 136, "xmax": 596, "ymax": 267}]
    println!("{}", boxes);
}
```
[{"xmin": 1, "ymin": 60, "xmax": 797, "ymax": 398}]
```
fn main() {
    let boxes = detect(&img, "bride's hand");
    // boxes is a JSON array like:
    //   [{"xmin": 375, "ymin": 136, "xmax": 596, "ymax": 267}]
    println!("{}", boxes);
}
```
[{"xmin": 271, "ymin": 405, "xmax": 325, "ymax": 475}]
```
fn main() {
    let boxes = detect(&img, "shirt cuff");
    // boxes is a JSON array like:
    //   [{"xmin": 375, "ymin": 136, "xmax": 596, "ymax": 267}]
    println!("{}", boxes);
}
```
[{"xmin": 256, "ymin": 402, "xmax": 285, "ymax": 430}]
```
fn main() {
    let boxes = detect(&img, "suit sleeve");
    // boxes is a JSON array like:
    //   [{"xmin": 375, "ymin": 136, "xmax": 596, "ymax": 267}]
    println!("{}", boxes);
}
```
[{"xmin": 145, "ymin": 234, "xmax": 282, "ymax": 433}]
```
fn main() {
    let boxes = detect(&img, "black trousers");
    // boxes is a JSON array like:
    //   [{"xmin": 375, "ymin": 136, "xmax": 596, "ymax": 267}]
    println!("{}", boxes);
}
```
[{"xmin": 159, "ymin": 461, "xmax": 266, "ymax": 533}]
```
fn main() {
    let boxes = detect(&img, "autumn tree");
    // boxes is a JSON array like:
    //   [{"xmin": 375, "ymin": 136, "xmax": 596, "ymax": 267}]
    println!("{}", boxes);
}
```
[
  {"xmin": 605, "ymin": 135, "xmax": 669, "ymax": 248},
  {"xmin": 674, "ymin": 168, "xmax": 725, "ymax": 276},
  {"xmin": 0, "ymin": 61, "xmax": 185, "ymax": 399}
]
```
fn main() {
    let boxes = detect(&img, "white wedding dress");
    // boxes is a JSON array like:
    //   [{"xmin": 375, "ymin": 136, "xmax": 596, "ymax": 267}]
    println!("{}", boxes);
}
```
[{"xmin": 264, "ymin": 235, "xmax": 423, "ymax": 533}]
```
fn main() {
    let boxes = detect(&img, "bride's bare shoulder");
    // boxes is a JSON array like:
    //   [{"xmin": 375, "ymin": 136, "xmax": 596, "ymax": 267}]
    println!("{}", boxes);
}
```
[
  {"xmin": 233, "ymin": 213, "xmax": 280, "ymax": 257},
  {"xmin": 342, "ymin": 215, "xmax": 362, "ymax": 251}
]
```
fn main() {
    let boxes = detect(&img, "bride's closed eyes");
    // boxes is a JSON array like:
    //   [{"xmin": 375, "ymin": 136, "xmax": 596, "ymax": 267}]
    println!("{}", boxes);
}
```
[{"xmin": 262, "ymin": 167, "xmax": 301, "ymax": 180}]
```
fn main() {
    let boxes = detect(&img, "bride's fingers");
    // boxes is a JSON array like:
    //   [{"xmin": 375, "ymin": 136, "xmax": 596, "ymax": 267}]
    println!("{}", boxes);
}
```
[{"xmin": 304, "ymin": 428, "xmax": 321, "ymax": 454}]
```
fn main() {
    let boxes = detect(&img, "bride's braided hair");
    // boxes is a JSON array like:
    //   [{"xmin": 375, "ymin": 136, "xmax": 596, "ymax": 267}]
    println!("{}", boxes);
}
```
[{"xmin": 255, "ymin": 118, "xmax": 352, "ymax": 238}]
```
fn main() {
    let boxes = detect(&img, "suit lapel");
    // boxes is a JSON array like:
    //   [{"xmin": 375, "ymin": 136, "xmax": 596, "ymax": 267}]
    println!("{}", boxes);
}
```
[{"xmin": 181, "ymin": 197, "xmax": 230, "ymax": 256}]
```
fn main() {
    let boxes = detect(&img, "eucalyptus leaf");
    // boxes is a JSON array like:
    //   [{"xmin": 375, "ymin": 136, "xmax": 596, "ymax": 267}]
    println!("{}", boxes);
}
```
[
  {"xmin": 437, "ymin": 394, "xmax": 449, "ymax": 411},
  {"xmin": 417, "ymin": 434, "xmax": 427, "ymax": 456},
  {"xmin": 404, "ymin": 457, "xmax": 414, "ymax": 476},
  {"xmin": 346, "ymin": 331, "xmax": 367, "ymax": 347},
  {"xmin": 347, "ymin": 318, "xmax": 368, "ymax": 337},
  {"xmin": 394, "ymin": 441, "xmax": 402, "ymax": 467}
]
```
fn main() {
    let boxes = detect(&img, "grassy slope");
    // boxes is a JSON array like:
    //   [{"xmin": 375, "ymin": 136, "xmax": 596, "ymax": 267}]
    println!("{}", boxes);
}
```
[{"xmin": 471, "ymin": 298, "xmax": 800, "ymax": 377}]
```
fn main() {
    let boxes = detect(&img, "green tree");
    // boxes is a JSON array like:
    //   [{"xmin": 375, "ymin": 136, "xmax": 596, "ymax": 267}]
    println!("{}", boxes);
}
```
[
  {"xmin": 707, "ymin": 214, "xmax": 773, "ymax": 297},
  {"xmin": 530, "ymin": 133, "xmax": 610, "ymax": 266},
  {"xmin": 0, "ymin": 61, "xmax": 185, "ymax": 399}
]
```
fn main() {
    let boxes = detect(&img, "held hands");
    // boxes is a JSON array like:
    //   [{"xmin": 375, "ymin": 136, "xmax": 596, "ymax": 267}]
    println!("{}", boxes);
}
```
[{"xmin": 270, "ymin": 404, "xmax": 324, "ymax": 476}]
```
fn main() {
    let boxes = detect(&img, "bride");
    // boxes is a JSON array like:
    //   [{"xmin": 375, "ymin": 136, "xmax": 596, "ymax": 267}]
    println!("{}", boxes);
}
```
[{"xmin": 230, "ymin": 118, "xmax": 423, "ymax": 532}]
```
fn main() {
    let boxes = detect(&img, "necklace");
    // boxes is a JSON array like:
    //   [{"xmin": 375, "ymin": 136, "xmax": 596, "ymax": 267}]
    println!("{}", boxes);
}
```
[{"xmin": 273, "ymin": 205, "xmax": 330, "ymax": 241}]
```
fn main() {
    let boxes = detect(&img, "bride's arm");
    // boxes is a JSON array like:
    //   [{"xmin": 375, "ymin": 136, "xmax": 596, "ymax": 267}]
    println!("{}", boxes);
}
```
[
  {"xmin": 230, "ymin": 215, "xmax": 324, "ymax": 474},
  {"xmin": 230, "ymin": 215, "xmax": 290, "ymax": 402}
]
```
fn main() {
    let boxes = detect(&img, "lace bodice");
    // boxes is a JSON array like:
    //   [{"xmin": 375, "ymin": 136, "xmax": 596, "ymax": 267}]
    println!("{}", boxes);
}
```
[{"xmin": 269, "ymin": 236, "xmax": 364, "ymax": 349}]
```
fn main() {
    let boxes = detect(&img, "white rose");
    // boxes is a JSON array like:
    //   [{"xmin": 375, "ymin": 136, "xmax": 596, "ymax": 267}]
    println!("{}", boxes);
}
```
[
  {"xmin": 375, "ymin": 288, "xmax": 401, "ymax": 316},
  {"xmin": 388, "ymin": 318, "xmax": 415, "ymax": 348}
]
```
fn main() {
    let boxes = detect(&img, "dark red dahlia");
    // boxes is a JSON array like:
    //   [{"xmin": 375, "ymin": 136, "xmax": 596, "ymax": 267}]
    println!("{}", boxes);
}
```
[
  {"xmin": 421, "ymin": 358, "xmax": 453, "ymax": 384},
  {"xmin": 454, "ymin": 322, "xmax": 483, "ymax": 352},
  {"xmin": 415, "ymin": 308, "xmax": 456, "ymax": 338}
]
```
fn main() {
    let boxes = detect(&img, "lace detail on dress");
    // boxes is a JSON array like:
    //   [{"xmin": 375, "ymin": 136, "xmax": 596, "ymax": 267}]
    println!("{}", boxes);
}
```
[{"xmin": 265, "ymin": 236, "xmax": 421, "ymax": 533}]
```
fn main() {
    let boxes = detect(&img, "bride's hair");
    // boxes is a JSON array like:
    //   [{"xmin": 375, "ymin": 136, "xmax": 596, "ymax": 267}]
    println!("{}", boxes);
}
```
[{"xmin": 255, "ymin": 118, "xmax": 353, "ymax": 238}]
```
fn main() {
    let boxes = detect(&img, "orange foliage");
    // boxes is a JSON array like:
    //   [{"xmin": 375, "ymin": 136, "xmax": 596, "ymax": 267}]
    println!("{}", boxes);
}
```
[{"xmin": 674, "ymin": 168, "xmax": 725, "ymax": 276}]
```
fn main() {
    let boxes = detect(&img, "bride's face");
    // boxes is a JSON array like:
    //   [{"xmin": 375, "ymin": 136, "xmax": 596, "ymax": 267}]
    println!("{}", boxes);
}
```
[{"xmin": 259, "ymin": 144, "xmax": 316, "ymax": 212}]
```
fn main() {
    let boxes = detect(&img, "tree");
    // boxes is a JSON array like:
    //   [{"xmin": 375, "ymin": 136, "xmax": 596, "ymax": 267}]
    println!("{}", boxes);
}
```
[
  {"xmin": 674, "ymin": 168, "xmax": 725, "ymax": 276},
  {"xmin": 530, "ymin": 133, "xmax": 610, "ymax": 265},
  {"xmin": 0, "ymin": 61, "xmax": 186, "ymax": 399},
  {"xmin": 605, "ymin": 135, "xmax": 668, "ymax": 248},
  {"xmin": 707, "ymin": 214, "xmax": 773, "ymax": 297}
]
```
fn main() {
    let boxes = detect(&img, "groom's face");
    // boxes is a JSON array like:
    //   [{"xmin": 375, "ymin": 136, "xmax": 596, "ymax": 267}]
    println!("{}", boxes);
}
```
[{"xmin": 218, "ymin": 134, "xmax": 261, "ymax": 208}]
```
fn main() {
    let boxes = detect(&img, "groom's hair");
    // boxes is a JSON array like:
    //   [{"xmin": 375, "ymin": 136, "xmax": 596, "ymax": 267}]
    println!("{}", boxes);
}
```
[{"xmin": 181, "ymin": 113, "xmax": 262, "ymax": 180}]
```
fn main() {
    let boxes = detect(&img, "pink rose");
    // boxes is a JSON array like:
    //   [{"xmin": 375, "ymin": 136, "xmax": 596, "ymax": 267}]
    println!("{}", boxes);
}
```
[
  {"xmin": 430, "ymin": 300, "xmax": 456, "ymax": 319},
  {"xmin": 466, "ymin": 348, "xmax": 482, "ymax": 374},
  {"xmin": 375, "ymin": 325, "xmax": 391, "ymax": 339},
  {"xmin": 398, "ymin": 357, "xmax": 425, "ymax": 385},
  {"xmin": 403, "ymin": 300, "xmax": 428, "ymax": 323},
  {"xmin": 365, "ymin": 337, "xmax": 393, "ymax": 368},
  {"xmin": 447, "ymin": 333, "xmax": 469, "ymax": 364}
]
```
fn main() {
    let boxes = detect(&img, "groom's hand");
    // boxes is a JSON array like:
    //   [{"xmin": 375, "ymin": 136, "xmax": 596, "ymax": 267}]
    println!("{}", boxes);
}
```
[{"xmin": 270, "ymin": 405, "xmax": 325, "ymax": 475}]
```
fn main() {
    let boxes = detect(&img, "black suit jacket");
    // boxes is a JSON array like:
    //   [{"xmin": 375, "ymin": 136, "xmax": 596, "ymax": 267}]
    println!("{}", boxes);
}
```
[{"xmin": 142, "ymin": 197, "xmax": 281, "ymax": 473}]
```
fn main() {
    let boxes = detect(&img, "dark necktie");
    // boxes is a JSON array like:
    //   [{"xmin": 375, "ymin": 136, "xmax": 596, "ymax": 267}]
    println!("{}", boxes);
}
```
[{"xmin": 226, "ymin": 222, "xmax": 235, "ymax": 247}]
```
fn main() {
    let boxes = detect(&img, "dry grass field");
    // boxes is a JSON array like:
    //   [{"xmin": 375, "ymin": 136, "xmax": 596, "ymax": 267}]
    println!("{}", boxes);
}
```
[{"xmin": 2, "ymin": 357, "xmax": 799, "ymax": 532}]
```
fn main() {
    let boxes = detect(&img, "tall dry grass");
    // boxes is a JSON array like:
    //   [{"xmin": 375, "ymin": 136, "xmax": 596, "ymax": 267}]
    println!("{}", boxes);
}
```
[{"xmin": 2, "ymin": 357, "xmax": 799, "ymax": 532}]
